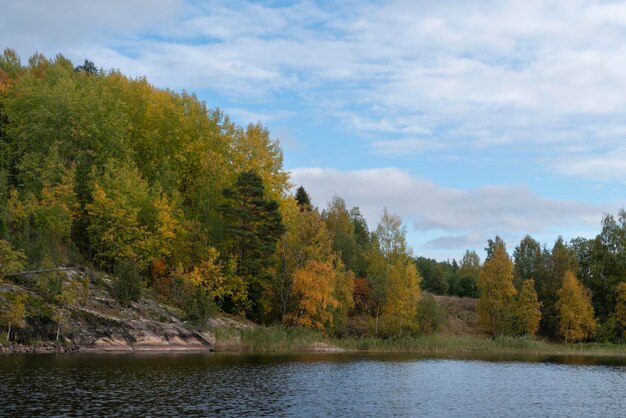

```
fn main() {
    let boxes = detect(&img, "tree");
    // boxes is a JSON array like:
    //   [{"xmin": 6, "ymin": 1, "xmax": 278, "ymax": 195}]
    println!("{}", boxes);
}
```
[
  {"xmin": 556, "ymin": 271, "xmax": 597, "ymax": 342},
  {"xmin": 54, "ymin": 280, "xmax": 79, "ymax": 341},
  {"xmin": 323, "ymin": 196, "xmax": 361, "ymax": 274},
  {"xmin": 2, "ymin": 293, "xmax": 26, "ymax": 341},
  {"xmin": 477, "ymin": 242, "xmax": 517, "ymax": 336},
  {"xmin": 86, "ymin": 159, "xmax": 153, "ymax": 270},
  {"xmin": 612, "ymin": 282, "xmax": 626, "ymax": 341},
  {"xmin": 415, "ymin": 257, "xmax": 449, "ymax": 295},
  {"xmin": 284, "ymin": 260, "xmax": 339, "ymax": 331},
  {"xmin": 515, "ymin": 279, "xmax": 542, "ymax": 336},
  {"xmin": 0, "ymin": 239, "xmax": 26, "ymax": 278},
  {"xmin": 370, "ymin": 209, "xmax": 419, "ymax": 336},
  {"xmin": 220, "ymin": 171, "xmax": 285, "ymax": 319},
  {"xmin": 513, "ymin": 235, "xmax": 543, "ymax": 288},
  {"xmin": 185, "ymin": 247, "xmax": 247, "ymax": 314},
  {"xmin": 375, "ymin": 208, "xmax": 408, "ymax": 261},
  {"xmin": 485, "ymin": 235, "xmax": 506, "ymax": 262},
  {"xmin": 379, "ymin": 258, "xmax": 421, "ymax": 336},
  {"xmin": 294, "ymin": 186, "xmax": 311, "ymax": 211},
  {"xmin": 347, "ymin": 206, "xmax": 371, "ymax": 277},
  {"xmin": 74, "ymin": 59, "xmax": 98, "ymax": 75},
  {"xmin": 455, "ymin": 250, "xmax": 480, "ymax": 297},
  {"xmin": 540, "ymin": 237, "xmax": 578, "ymax": 338},
  {"xmin": 275, "ymin": 200, "xmax": 333, "ymax": 319}
]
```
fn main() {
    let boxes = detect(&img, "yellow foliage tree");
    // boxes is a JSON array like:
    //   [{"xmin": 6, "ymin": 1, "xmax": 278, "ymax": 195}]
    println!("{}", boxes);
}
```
[
  {"xmin": 556, "ymin": 271, "xmax": 597, "ymax": 342},
  {"xmin": 284, "ymin": 260, "xmax": 339, "ymax": 331},
  {"xmin": 478, "ymin": 244, "xmax": 517, "ymax": 336},
  {"xmin": 379, "ymin": 258, "xmax": 421, "ymax": 336},
  {"xmin": 185, "ymin": 247, "xmax": 248, "ymax": 314},
  {"xmin": 275, "ymin": 200, "xmax": 333, "ymax": 317},
  {"xmin": 515, "ymin": 279, "xmax": 542, "ymax": 336},
  {"xmin": 2, "ymin": 294, "xmax": 26, "ymax": 341},
  {"xmin": 0, "ymin": 239, "xmax": 27, "ymax": 278}
]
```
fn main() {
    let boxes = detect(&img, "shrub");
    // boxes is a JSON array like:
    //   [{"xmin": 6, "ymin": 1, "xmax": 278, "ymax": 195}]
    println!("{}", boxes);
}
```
[
  {"xmin": 417, "ymin": 294, "xmax": 447, "ymax": 335},
  {"xmin": 112, "ymin": 259, "xmax": 143, "ymax": 307}
]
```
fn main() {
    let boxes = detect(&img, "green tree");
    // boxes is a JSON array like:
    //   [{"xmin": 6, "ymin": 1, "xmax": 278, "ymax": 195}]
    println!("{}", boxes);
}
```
[
  {"xmin": 513, "ymin": 235, "xmax": 543, "ymax": 288},
  {"xmin": 86, "ymin": 159, "xmax": 153, "ymax": 269},
  {"xmin": 455, "ymin": 250, "xmax": 480, "ymax": 297},
  {"xmin": 220, "ymin": 171, "xmax": 285, "ymax": 319},
  {"xmin": 540, "ymin": 237, "xmax": 578, "ymax": 338},
  {"xmin": 415, "ymin": 257, "xmax": 449, "ymax": 295},
  {"xmin": 484, "ymin": 235, "xmax": 506, "ymax": 262},
  {"xmin": 613, "ymin": 282, "xmax": 626, "ymax": 341},
  {"xmin": 294, "ymin": 185, "xmax": 311, "ymax": 211}
]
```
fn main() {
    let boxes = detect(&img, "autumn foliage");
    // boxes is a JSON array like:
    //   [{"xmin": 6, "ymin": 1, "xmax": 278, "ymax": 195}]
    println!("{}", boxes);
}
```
[
  {"xmin": 557, "ymin": 271, "xmax": 597, "ymax": 342},
  {"xmin": 2, "ymin": 49, "xmax": 626, "ymax": 344},
  {"xmin": 477, "ymin": 244, "xmax": 517, "ymax": 336},
  {"xmin": 284, "ymin": 261, "xmax": 341, "ymax": 330}
]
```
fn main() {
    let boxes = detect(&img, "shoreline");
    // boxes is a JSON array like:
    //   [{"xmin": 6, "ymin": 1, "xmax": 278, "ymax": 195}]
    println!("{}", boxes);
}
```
[{"xmin": 3, "ymin": 335, "xmax": 626, "ymax": 359}]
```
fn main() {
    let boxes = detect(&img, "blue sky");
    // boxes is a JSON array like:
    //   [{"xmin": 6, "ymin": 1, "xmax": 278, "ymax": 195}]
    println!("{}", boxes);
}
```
[{"xmin": 3, "ymin": 0, "xmax": 626, "ymax": 261}]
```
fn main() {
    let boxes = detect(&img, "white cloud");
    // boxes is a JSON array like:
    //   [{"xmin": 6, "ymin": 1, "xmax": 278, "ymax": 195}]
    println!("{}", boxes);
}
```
[
  {"xmin": 6, "ymin": 0, "xmax": 626, "ymax": 164},
  {"xmin": 290, "ymin": 166, "xmax": 604, "ymax": 254},
  {"xmin": 554, "ymin": 150, "xmax": 626, "ymax": 183}
]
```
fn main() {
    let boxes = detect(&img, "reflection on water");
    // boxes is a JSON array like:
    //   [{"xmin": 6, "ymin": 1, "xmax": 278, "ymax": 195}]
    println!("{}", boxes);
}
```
[{"xmin": 0, "ymin": 352, "xmax": 624, "ymax": 417}]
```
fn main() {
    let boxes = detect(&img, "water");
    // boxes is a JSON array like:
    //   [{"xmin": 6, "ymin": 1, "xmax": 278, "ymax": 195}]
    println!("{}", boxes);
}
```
[{"xmin": 0, "ymin": 353, "xmax": 625, "ymax": 417}]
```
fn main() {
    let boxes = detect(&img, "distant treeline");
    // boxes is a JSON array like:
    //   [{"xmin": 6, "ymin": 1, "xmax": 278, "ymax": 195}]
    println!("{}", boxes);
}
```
[{"xmin": 0, "ymin": 50, "xmax": 624, "ymax": 343}]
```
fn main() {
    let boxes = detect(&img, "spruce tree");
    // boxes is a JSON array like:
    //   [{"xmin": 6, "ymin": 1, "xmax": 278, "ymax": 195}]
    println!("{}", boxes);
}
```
[{"xmin": 294, "ymin": 185, "xmax": 311, "ymax": 211}]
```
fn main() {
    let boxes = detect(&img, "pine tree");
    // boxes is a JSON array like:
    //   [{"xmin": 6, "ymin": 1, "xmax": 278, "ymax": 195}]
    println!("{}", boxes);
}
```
[{"xmin": 220, "ymin": 171, "xmax": 285, "ymax": 319}]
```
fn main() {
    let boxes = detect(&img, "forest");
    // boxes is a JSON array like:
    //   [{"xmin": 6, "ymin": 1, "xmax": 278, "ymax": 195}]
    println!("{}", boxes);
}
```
[{"xmin": 0, "ymin": 50, "xmax": 624, "ymax": 345}]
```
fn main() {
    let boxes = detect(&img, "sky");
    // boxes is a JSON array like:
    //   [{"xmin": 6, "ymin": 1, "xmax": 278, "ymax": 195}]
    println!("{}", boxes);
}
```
[{"xmin": 2, "ymin": 0, "xmax": 626, "ymax": 261}]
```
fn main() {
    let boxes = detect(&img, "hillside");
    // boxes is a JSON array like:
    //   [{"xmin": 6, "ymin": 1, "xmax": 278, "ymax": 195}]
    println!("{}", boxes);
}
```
[{"xmin": 0, "ymin": 267, "xmax": 226, "ymax": 353}]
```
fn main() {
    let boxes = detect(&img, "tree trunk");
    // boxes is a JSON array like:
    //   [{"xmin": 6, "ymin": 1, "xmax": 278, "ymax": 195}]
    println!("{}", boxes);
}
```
[
  {"xmin": 56, "ymin": 311, "xmax": 63, "ymax": 342},
  {"xmin": 375, "ymin": 304, "xmax": 380, "ymax": 336},
  {"xmin": 7, "ymin": 324, "xmax": 11, "ymax": 342}
]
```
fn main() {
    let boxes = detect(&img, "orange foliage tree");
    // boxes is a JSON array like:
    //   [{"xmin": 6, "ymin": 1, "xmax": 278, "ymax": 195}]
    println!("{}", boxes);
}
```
[{"xmin": 284, "ymin": 260, "xmax": 340, "ymax": 331}]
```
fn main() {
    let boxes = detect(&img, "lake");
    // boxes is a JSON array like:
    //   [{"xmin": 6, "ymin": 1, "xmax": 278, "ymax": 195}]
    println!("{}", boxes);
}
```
[{"xmin": 1, "ymin": 352, "xmax": 625, "ymax": 417}]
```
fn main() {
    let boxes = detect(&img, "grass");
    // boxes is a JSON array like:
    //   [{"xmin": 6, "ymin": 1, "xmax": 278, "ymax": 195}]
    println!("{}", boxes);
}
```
[
  {"xmin": 211, "ymin": 325, "xmax": 328, "ymax": 352},
  {"xmin": 209, "ymin": 323, "xmax": 626, "ymax": 358},
  {"xmin": 335, "ymin": 334, "xmax": 626, "ymax": 357}
]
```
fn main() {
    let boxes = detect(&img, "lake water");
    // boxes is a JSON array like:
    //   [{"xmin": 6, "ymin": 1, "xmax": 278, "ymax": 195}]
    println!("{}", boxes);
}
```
[{"xmin": 0, "ymin": 352, "xmax": 625, "ymax": 417}]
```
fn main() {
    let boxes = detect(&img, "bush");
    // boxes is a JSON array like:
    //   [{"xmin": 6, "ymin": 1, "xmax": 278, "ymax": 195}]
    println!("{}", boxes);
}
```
[
  {"xmin": 417, "ymin": 294, "xmax": 447, "ymax": 335},
  {"xmin": 112, "ymin": 259, "xmax": 143, "ymax": 307},
  {"xmin": 595, "ymin": 317, "xmax": 624, "ymax": 344},
  {"xmin": 183, "ymin": 287, "xmax": 217, "ymax": 328}
]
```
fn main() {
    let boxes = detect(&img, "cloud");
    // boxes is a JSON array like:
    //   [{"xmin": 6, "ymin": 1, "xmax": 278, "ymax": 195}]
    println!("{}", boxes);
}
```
[
  {"xmin": 5, "ymin": 0, "xmax": 626, "ymax": 171},
  {"xmin": 290, "ymin": 167, "xmax": 604, "ymax": 253},
  {"xmin": 554, "ymin": 150, "xmax": 626, "ymax": 183}
]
